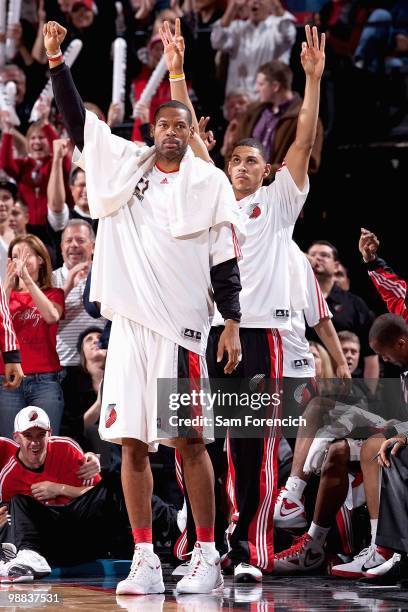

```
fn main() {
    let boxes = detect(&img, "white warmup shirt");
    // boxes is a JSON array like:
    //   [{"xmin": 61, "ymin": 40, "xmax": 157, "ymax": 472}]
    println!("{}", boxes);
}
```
[
  {"xmin": 213, "ymin": 164, "xmax": 309, "ymax": 331},
  {"xmin": 74, "ymin": 111, "xmax": 243, "ymax": 357},
  {"xmin": 282, "ymin": 244, "xmax": 332, "ymax": 377},
  {"xmin": 211, "ymin": 13, "xmax": 296, "ymax": 95}
]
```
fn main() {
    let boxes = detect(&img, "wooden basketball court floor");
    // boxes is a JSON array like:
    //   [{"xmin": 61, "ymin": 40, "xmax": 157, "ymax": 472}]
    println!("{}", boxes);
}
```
[{"xmin": 1, "ymin": 568, "xmax": 408, "ymax": 611}]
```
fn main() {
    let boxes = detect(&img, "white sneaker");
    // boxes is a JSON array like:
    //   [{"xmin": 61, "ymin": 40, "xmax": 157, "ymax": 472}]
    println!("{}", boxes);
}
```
[
  {"xmin": 363, "ymin": 552, "xmax": 401, "ymax": 578},
  {"xmin": 116, "ymin": 546, "xmax": 165, "ymax": 595},
  {"xmin": 172, "ymin": 560, "xmax": 191, "ymax": 576},
  {"xmin": 273, "ymin": 487, "xmax": 307, "ymax": 529},
  {"xmin": 273, "ymin": 533, "xmax": 324, "ymax": 574},
  {"xmin": 0, "ymin": 549, "xmax": 50, "ymax": 583},
  {"xmin": 234, "ymin": 562, "xmax": 262, "ymax": 583},
  {"xmin": 176, "ymin": 543, "xmax": 223, "ymax": 594},
  {"xmin": 331, "ymin": 545, "xmax": 393, "ymax": 579}
]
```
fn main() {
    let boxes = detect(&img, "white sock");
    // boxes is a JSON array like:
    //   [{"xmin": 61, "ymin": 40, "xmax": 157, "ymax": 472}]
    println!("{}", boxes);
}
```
[
  {"xmin": 308, "ymin": 522, "xmax": 330, "ymax": 546},
  {"xmin": 285, "ymin": 476, "xmax": 307, "ymax": 498},
  {"xmin": 198, "ymin": 541, "xmax": 217, "ymax": 556},
  {"xmin": 137, "ymin": 542, "xmax": 154, "ymax": 553},
  {"xmin": 370, "ymin": 518, "xmax": 378, "ymax": 546}
]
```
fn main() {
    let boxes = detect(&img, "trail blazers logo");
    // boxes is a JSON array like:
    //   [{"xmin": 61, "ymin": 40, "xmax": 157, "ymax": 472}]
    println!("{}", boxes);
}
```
[
  {"xmin": 250, "ymin": 205, "xmax": 261, "ymax": 219},
  {"xmin": 134, "ymin": 177, "xmax": 149, "ymax": 201},
  {"xmin": 105, "ymin": 404, "xmax": 117, "ymax": 428},
  {"xmin": 29, "ymin": 410, "xmax": 38, "ymax": 421}
]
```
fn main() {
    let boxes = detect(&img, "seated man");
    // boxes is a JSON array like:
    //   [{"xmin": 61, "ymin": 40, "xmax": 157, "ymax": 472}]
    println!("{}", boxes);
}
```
[
  {"xmin": 0, "ymin": 406, "xmax": 180, "ymax": 583},
  {"xmin": 331, "ymin": 313, "xmax": 408, "ymax": 581},
  {"xmin": 273, "ymin": 331, "xmax": 385, "ymax": 574}
]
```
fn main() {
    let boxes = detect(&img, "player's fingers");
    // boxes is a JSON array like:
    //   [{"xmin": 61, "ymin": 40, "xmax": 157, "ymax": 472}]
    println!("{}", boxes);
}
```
[
  {"xmin": 312, "ymin": 25, "xmax": 319, "ymax": 49},
  {"xmin": 216, "ymin": 339, "xmax": 225, "ymax": 363},
  {"xmin": 305, "ymin": 24, "xmax": 313, "ymax": 48},
  {"xmin": 175, "ymin": 16, "xmax": 181, "ymax": 38},
  {"xmin": 391, "ymin": 441, "xmax": 404, "ymax": 455},
  {"xmin": 320, "ymin": 32, "xmax": 326, "ymax": 53}
]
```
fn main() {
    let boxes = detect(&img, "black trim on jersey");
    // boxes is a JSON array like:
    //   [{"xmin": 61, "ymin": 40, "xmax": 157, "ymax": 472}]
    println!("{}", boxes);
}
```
[
  {"xmin": 211, "ymin": 258, "xmax": 242, "ymax": 322},
  {"xmin": 50, "ymin": 63, "xmax": 86, "ymax": 151}
]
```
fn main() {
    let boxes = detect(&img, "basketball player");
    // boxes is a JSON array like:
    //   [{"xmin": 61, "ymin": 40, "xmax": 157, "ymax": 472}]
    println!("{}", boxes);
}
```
[
  {"xmin": 208, "ymin": 26, "xmax": 327, "ymax": 581},
  {"xmin": 44, "ymin": 20, "xmax": 243, "ymax": 596}
]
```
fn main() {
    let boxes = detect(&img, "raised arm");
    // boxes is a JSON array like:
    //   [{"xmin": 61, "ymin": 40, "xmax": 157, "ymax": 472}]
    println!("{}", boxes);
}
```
[
  {"xmin": 359, "ymin": 228, "xmax": 408, "ymax": 321},
  {"xmin": 159, "ymin": 19, "xmax": 211, "ymax": 162},
  {"xmin": 43, "ymin": 21, "xmax": 86, "ymax": 151},
  {"xmin": 284, "ymin": 26, "xmax": 325, "ymax": 191}
]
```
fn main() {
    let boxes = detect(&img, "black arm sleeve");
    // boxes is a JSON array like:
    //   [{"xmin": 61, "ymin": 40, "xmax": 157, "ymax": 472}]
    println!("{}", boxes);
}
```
[
  {"xmin": 210, "ymin": 258, "xmax": 242, "ymax": 322},
  {"xmin": 50, "ymin": 62, "xmax": 86, "ymax": 151}
]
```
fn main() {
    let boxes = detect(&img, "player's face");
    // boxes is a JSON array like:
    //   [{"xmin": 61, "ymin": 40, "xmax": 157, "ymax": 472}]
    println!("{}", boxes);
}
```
[
  {"xmin": 370, "ymin": 337, "xmax": 408, "ymax": 368},
  {"xmin": 70, "ymin": 171, "xmax": 88, "ymax": 213},
  {"xmin": 61, "ymin": 224, "xmax": 94, "ymax": 269},
  {"xmin": 9, "ymin": 203, "xmax": 28, "ymax": 234},
  {"xmin": 310, "ymin": 344, "xmax": 322, "ymax": 378},
  {"xmin": 0, "ymin": 189, "xmax": 13, "ymax": 224},
  {"xmin": 82, "ymin": 331, "xmax": 106, "ymax": 368},
  {"xmin": 152, "ymin": 108, "xmax": 193, "ymax": 162},
  {"xmin": 341, "ymin": 340, "xmax": 360, "ymax": 373},
  {"xmin": 14, "ymin": 428, "xmax": 50, "ymax": 469},
  {"xmin": 307, "ymin": 244, "xmax": 337, "ymax": 277},
  {"xmin": 228, "ymin": 146, "xmax": 270, "ymax": 199}
]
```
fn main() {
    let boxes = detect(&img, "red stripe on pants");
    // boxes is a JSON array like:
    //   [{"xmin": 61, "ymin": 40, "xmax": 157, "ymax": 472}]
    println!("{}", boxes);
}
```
[{"xmin": 247, "ymin": 329, "xmax": 282, "ymax": 571}]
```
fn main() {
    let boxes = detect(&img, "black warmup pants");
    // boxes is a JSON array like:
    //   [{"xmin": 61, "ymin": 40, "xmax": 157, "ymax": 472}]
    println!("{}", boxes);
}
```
[
  {"xmin": 377, "ymin": 446, "xmax": 408, "ymax": 553},
  {"xmin": 2, "ymin": 472, "xmax": 179, "ymax": 564},
  {"xmin": 177, "ymin": 327, "xmax": 282, "ymax": 571}
]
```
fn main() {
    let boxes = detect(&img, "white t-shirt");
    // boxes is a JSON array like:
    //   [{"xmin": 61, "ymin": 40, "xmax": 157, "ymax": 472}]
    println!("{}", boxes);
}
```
[
  {"xmin": 213, "ymin": 165, "xmax": 309, "ymax": 330},
  {"xmin": 93, "ymin": 165, "xmax": 238, "ymax": 356},
  {"xmin": 282, "ymin": 252, "xmax": 331, "ymax": 377},
  {"xmin": 52, "ymin": 265, "xmax": 104, "ymax": 367}
]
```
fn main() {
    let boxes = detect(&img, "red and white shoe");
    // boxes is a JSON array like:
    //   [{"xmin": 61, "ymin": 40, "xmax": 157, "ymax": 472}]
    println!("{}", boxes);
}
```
[
  {"xmin": 273, "ymin": 487, "xmax": 307, "ymax": 529},
  {"xmin": 116, "ymin": 546, "xmax": 165, "ymax": 595},
  {"xmin": 331, "ymin": 545, "xmax": 393, "ymax": 579},
  {"xmin": 273, "ymin": 533, "xmax": 324, "ymax": 574}
]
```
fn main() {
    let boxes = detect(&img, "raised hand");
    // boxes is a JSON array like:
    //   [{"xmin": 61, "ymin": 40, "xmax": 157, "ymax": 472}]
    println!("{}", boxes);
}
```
[
  {"xmin": 301, "ymin": 25, "xmax": 325, "ymax": 80},
  {"xmin": 359, "ymin": 228, "xmax": 379, "ymax": 262},
  {"xmin": 198, "ymin": 116, "xmax": 216, "ymax": 152},
  {"xmin": 159, "ymin": 18, "xmax": 184, "ymax": 75},
  {"xmin": 52, "ymin": 138, "xmax": 69, "ymax": 161},
  {"xmin": 43, "ymin": 21, "xmax": 67, "ymax": 55},
  {"xmin": 13, "ymin": 247, "xmax": 31, "ymax": 283}
]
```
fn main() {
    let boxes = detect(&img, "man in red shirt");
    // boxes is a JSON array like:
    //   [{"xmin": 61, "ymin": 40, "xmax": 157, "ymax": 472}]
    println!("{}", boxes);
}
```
[{"xmin": 0, "ymin": 406, "xmax": 181, "ymax": 583}]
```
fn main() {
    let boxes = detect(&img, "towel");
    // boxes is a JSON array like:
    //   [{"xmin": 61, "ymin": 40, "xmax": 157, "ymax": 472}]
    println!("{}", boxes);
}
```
[{"xmin": 73, "ymin": 110, "xmax": 246, "ymax": 239}]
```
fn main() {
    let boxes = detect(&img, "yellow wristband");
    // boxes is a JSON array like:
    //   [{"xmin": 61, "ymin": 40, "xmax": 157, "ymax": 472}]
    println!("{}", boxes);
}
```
[{"xmin": 169, "ymin": 73, "xmax": 185, "ymax": 80}]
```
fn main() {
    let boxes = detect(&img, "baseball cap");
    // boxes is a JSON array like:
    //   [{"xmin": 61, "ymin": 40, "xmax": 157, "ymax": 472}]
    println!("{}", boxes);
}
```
[
  {"xmin": 14, "ymin": 406, "xmax": 51, "ymax": 433},
  {"xmin": 0, "ymin": 178, "xmax": 18, "ymax": 199},
  {"xmin": 72, "ymin": 0, "xmax": 93, "ymax": 10}
]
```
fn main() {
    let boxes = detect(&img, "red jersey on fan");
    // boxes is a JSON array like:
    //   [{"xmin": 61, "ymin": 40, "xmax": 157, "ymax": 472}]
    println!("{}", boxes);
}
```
[
  {"xmin": 0, "ymin": 437, "xmax": 101, "ymax": 505},
  {"xmin": 0, "ymin": 288, "xmax": 65, "ymax": 375},
  {"xmin": 0, "ymin": 437, "xmax": 18, "ymax": 467}
]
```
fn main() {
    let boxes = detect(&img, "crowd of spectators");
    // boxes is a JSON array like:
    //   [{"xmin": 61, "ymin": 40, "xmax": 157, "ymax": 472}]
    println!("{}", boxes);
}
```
[{"xmin": 0, "ymin": 0, "xmax": 405, "ymax": 584}]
